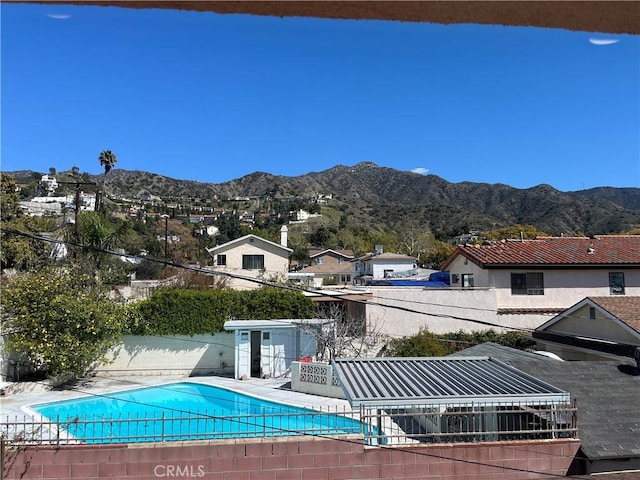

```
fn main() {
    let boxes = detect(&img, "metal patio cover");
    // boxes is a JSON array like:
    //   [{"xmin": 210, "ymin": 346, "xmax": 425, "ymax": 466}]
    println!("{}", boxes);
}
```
[{"xmin": 331, "ymin": 356, "xmax": 569, "ymax": 408}]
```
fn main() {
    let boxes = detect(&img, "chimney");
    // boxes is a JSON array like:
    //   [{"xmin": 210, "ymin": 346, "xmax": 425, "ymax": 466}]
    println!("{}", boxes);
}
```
[
  {"xmin": 280, "ymin": 225, "xmax": 288, "ymax": 247},
  {"xmin": 374, "ymin": 245, "xmax": 384, "ymax": 255}
]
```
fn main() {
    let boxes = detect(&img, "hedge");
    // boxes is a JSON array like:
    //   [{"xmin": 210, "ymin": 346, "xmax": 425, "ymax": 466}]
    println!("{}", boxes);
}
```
[{"xmin": 129, "ymin": 287, "xmax": 316, "ymax": 335}]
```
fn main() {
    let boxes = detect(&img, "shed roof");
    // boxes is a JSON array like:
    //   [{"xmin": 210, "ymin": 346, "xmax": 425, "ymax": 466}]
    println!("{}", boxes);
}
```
[
  {"xmin": 224, "ymin": 318, "xmax": 327, "ymax": 330},
  {"xmin": 331, "ymin": 356, "xmax": 569, "ymax": 408}
]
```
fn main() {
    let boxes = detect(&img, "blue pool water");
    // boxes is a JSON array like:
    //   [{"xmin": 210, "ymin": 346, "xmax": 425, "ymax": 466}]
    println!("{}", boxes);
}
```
[{"xmin": 32, "ymin": 382, "xmax": 380, "ymax": 444}]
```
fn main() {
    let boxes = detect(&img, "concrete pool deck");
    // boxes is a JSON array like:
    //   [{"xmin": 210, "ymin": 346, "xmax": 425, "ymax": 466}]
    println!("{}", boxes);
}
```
[{"xmin": 1, "ymin": 374, "xmax": 352, "ymax": 420}]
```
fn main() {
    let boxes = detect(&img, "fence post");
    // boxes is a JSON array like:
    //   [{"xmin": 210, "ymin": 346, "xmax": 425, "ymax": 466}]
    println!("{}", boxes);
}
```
[
  {"xmin": 161, "ymin": 412, "xmax": 165, "ymax": 442},
  {"xmin": 1, "ymin": 436, "xmax": 5, "ymax": 480}
]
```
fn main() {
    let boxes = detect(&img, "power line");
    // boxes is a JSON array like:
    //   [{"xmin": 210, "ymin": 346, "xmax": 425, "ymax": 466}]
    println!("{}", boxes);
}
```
[
  {"xmin": 5, "ymin": 226, "xmax": 636, "ymax": 352},
  {"xmin": 0, "ymin": 227, "xmax": 531, "ymax": 333}
]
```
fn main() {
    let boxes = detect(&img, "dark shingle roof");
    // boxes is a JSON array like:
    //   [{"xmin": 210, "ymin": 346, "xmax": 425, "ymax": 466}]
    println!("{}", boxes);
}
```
[
  {"xmin": 442, "ymin": 235, "xmax": 640, "ymax": 269},
  {"xmin": 587, "ymin": 296, "xmax": 640, "ymax": 333},
  {"xmin": 451, "ymin": 343, "xmax": 640, "ymax": 461},
  {"xmin": 449, "ymin": 342, "xmax": 553, "ymax": 363},
  {"xmin": 510, "ymin": 359, "xmax": 640, "ymax": 461}
]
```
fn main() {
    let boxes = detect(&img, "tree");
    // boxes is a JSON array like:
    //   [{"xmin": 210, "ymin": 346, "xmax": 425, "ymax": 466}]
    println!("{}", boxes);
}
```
[
  {"xmin": 1, "ymin": 267, "xmax": 125, "ymax": 378},
  {"xmin": 382, "ymin": 328, "xmax": 448, "ymax": 357},
  {"xmin": 300, "ymin": 302, "xmax": 385, "ymax": 362},
  {"xmin": 98, "ymin": 149, "xmax": 118, "ymax": 210},
  {"xmin": 424, "ymin": 240, "xmax": 456, "ymax": 269},
  {"xmin": 395, "ymin": 223, "xmax": 433, "ymax": 266},
  {"xmin": 482, "ymin": 224, "xmax": 548, "ymax": 241},
  {"xmin": 217, "ymin": 212, "xmax": 242, "ymax": 241},
  {"xmin": 1, "ymin": 215, "xmax": 57, "ymax": 271},
  {"xmin": 1, "ymin": 173, "xmax": 21, "ymax": 222},
  {"xmin": 71, "ymin": 211, "xmax": 130, "ymax": 282},
  {"xmin": 1, "ymin": 173, "xmax": 58, "ymax": 271}
]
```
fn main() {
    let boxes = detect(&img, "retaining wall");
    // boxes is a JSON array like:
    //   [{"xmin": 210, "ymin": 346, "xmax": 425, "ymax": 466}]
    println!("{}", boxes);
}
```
[{"xmin": 2, "ymin": 436, "xmax": 580, "ymax": 480}]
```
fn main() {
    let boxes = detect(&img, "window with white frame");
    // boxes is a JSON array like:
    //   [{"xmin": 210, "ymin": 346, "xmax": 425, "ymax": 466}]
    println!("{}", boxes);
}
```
[
  {"xmin": 461, "ymin": 273, "xmax": 474, "ymax": 288},
  {"xmin": 242, "ymin": 254, "xmax": 264, "ymax": 270}
]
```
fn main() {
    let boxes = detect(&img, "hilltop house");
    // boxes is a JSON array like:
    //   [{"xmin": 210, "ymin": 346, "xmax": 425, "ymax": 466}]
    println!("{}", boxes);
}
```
[{"xmin": 206, "ymin": 226, "xmax": 292, "ymax": 289}]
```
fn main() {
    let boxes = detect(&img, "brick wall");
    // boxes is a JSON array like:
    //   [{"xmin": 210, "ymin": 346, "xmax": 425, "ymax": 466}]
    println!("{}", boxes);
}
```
[{"xmin": 2, "ymin": 436, "xmax": 580, "ymax": 480}]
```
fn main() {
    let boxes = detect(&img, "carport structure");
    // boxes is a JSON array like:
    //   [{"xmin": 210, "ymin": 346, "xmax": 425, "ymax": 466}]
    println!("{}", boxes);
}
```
[{"xmin": 332, "ymin": 356, "xmax": 577, "ymax": 444}]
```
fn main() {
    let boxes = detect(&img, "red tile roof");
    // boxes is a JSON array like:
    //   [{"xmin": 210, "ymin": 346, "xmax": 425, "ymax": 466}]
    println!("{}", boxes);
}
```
[{"xmin": 442, "ymin": 235, "xmax": 640, "ymax": 269}]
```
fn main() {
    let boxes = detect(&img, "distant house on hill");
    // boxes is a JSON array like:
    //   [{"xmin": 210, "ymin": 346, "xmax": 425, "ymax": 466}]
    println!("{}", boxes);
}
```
[{"xmin": 37, "ymin": 174, "xmax": 58, "ymax": 196}]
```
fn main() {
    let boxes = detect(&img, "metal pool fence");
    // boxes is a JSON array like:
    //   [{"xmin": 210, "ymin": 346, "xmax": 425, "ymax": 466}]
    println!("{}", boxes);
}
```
[{"xmin": 1, "ymin": 400, "xmax": 577, "ymax": 446}]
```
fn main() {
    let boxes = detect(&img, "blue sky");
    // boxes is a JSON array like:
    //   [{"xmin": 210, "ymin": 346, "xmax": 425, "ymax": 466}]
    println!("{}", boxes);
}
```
[{"xmin": 2, "ymin": 3, "xmax": 638, "ymax": 191}]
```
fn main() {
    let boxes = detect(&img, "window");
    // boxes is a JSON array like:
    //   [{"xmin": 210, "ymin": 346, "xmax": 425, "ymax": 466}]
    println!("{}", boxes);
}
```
[
  {"xmin": 609, "ymin": 272, "xmax": 625, "ymax": 295},
  {"xmin": 316, "ymin": 258, "xmax": 324, "ymax": 265},
  {"xmin": 384, "ymin": 269, "xmax": 394, "ymax": 278},
  {"xmin": 217, "ymin": 254, "xmax": 227, "ymax": 266},
  {"xmin": 461, "ymin": 273, "xmax": 474, "ymax": 288},
  {"xmin": 589, "ymin": 307, "xmax": 596, "ymax": 320},
  {"xmin": 242, "ymin": 254, "xmax": 264, "ymax": 270},
  {"xmin": 511, "ymin": 273, "xmax": 544, "ymax": 295},
  {"xmin": 338, "ymin": 258, "xmax": 344, "ymax": 264}
]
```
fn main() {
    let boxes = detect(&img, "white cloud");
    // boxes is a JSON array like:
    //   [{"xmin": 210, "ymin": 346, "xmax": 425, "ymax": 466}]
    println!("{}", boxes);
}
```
[
  {"xmin": 411, "ymin": 167, "xmax": 429, "ymax": 175},
  {"xmin": 46, "ymin": 14, "xmax": 72, "ymax": 20},
  {"xmin": 588, "ymin": 38, "xmax": 619, "ymax": 46}
]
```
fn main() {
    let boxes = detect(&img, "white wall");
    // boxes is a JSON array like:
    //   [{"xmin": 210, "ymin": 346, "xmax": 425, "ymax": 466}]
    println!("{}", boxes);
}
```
[
  {"xmin": 96, "ymin": 333, "xmax": 235, "ymax": 376},
  {"xmin": 493, "ymin": 269, "xmax": 640, "ymax": 309},
  {"xmin": 366, "ymin": 287, "xmax": 552, "ymax": 337}
]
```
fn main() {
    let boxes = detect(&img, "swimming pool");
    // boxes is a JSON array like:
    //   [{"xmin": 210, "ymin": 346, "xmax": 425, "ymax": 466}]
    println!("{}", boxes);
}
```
[{"xmin": 31, "ymin": 382, "xmax": 381, "ymax": 444}]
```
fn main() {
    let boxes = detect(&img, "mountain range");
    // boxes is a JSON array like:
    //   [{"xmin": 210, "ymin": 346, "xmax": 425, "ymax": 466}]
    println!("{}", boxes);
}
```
[{"xmin": 9, "ymin": 162, "xmax": 640, "ymax": 237}]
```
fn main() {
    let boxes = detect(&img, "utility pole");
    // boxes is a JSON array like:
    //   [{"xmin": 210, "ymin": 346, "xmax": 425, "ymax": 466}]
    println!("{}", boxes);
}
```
[
  {"xmin": 160, "ymin": 214, "xmax": 170, "ymax": 261},
  {"xmin": 58, "ymin": 179, "xmax": 98, "ymax": 227}
]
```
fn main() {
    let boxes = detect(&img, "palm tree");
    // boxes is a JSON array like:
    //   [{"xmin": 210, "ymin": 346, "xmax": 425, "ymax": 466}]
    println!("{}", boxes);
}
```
[{"xmin": 98, "ymin": 149, "xmax": 117, "ymax": 211}]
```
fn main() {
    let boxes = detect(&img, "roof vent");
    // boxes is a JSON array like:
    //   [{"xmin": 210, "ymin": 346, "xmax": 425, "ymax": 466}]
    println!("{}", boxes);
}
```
[{"xmin": 587, "ymin": 247, "xmax": 595, "ymax": 254}]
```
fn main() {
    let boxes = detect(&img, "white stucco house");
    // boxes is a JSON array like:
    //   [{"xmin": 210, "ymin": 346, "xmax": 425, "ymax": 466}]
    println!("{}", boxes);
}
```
[
  {"xmin": 351, "ymin": 247, "xmax": 416, "ymax": 285},
  {"xmin": 440, "ymin": 235, "xmax": 640, "ymax": 312},
  {"xmin": 364, "ymin": 235, "xmax": 640, "ymax": 338},
  {"xmin": 206, "ymin": 226, "xmax": 292, "ymax": 289}
]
